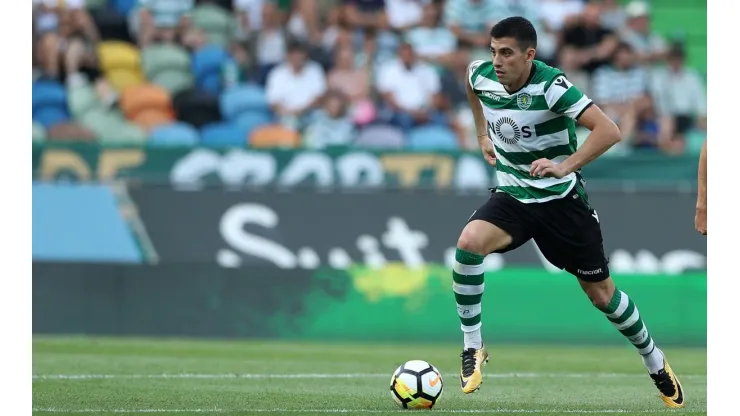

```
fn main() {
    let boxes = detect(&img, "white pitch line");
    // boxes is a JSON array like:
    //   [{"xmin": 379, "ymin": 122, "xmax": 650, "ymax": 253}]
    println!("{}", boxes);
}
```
[
  {"xmin": 31, "ymin": 408, "xmax": 693, "ymax": 414},
  {"xmin": 31, "ymin": 372, "xmax": 707, "ymax": 381}
]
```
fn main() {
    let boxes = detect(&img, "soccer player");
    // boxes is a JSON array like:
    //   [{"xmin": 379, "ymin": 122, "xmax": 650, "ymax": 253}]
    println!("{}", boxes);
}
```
[
  {"xmin": 695, "ymin": 139, "xmax": 707, "ymax": 235},
  {"xmin": 453, "ymin": 17, "xmax": 684, "ymax": 408}
]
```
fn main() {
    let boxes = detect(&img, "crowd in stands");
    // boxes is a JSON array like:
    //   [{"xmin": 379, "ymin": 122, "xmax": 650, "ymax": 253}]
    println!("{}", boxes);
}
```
[{"xmin": 31, "ymin": 0, "xmax": 707, "ymax": 155}]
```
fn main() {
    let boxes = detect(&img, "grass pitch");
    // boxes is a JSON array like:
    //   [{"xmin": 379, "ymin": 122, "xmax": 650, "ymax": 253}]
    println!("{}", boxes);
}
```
[{"xmin": 32, "ymin": 337, "xmax": 706, "ymax": 415}]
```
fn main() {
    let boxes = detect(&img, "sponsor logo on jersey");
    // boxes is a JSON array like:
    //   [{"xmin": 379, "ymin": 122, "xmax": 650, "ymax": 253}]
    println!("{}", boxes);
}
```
[
  {"xmin": 494, "ymin": 117, "xmax": 521, "ymax": 144},
  {"xmin": 516, "ymin": 93, "xmax": 532, "ymax": 110},
  {"xmin": 553, "ymin": 76, "xmax": 572, "ymax": 90},
  {"xmin": 482, "ymin": 91, "xmax": 501, "ymax": 101}
]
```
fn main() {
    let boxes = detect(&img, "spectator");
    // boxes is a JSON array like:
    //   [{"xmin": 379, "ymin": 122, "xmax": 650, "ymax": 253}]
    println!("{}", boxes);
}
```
[
  {"xmin": 559, "ymin": 1, "xmax": 619, "ymax": 93},
  {"xmin": 633, "ymin": 96, "xmax": 660, "ymax": 149},
  {"xmin": 33, "ymin": 0, "xmax": 100, "ymax": 84},
  {"xmin": 328, "ymin": 45, "xmax": 372, "ymax": 107},
  {"xmin": 538, "ymin": 0, "xmax": 584, "ymax": 33},
  {"xmin": 129, "ymin": 0, "xmax": 205, "ymax": 49},
  {"xmin": 591, "ymin": 42, "xmax": 650, "ymax": 145},
  {"xmin": 234, "ymin": 0, "xmax": 266, "ymax": 37},
  {"xmin": 341, "ymin": 0, "xmax": 389, "ymax": 32},
  {"xmin": 385, "ymin": 0, "xmax": 430, "ymax": 32},
  {"xmin": 265, "ymin": 42, "xmax": 327, "ymax": 129},
  {"xmin": 444, "ymin": 0, "xmax": 508, "ymax": 60},
  {"xmin": 650, "ymin": 44, "xmax": 707, "ymax": 155},
  {"xmin": 253, "ymin": 2, "xmax": 288, "ymax": 84},
  {"xmin": 405, "ymin": 2, "xmax": 458, "ymax": 69},
  {"xmin": 620, "ymin": 1, "xmax": 668, "ymax": 66},
  {"xmin": 598, "ymin": 0, "xmax": 627, "ymax": 32},
  {"xmin": 304, "ymin": 91, "xmax": 356, "ymax": 148},
  {"xmin": 376, "ymin": 42, "xmax": 447, "ymax": 131}
]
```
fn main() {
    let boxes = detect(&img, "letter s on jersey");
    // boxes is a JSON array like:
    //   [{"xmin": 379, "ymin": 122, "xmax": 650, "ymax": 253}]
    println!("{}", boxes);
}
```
[{"xmin": 522, "ymin": 126, "xmax": 533, "ymax": 138}]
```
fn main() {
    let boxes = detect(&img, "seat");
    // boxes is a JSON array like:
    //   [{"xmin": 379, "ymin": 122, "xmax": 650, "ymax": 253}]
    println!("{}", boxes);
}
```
[
  {"xmin": 407, "ymin": 125, "xmax": 459, "ymax": 150},
  {"xmin": 191, "ymin": 4, "xmax": 234, "ymax": 47},
  {"xmin": 131, "ymin": 108, "xmax": 175, "ymax": 132},
  {"xmin": 354, "ymin": 124, "xmax": 405, "ymax": 149},
  {"xmin": 46, "ymin": 122, "xmax": 97, "ymax": 142},
  {"xmin": 33, "ymin": 122, "xmax": 47, "ymax": 143},
  {"xmin": 97, "ymin": 41, "xmax": 141, "ymax": 73},
  {"xmin": 173, "ymin": 88, "xmax": 222, "ymax": 129},
  {"xmin": 67, "ymin": 84, "xmax": 99, "ymax": 120},
  {"xmin": 192, "ymin": 45, "xmax": 232, "ymax": 94},
  {"xmin": 149, "ymin": 122, "xmax": 200, "ymax": 146},
  {"xmin": 233, "ymin": 111, "xmax": 272, "ymax": 137},
  {"xmin": 119, "ymin": 84, "xmax": 173, "ymax": 120},
  {"xmin": 249, "ymin": 125, "xmax": 301, "ymax": 148},
  {"xmin": 219, "ymin": 84, "xmax": 269, "ymax": 121},
  {"xmin": 141, "ymin": 44, "xmax": 191, "ymax": 80},
  {"xmin": 200, "ymin": 122, "xmax": 247, "ymax": 147}
]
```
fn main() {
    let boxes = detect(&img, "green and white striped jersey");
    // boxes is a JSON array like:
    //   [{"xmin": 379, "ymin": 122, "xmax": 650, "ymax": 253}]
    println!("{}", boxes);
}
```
[{"xmin": 469, "ymin": 59, "xmax": 592, "ymax": 203}]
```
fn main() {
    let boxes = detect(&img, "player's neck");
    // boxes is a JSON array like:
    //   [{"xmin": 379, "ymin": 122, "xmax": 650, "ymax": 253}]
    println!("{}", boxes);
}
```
[{"xmin": 503, "ymin": 62, "xmax": 535, "ymax": 94}]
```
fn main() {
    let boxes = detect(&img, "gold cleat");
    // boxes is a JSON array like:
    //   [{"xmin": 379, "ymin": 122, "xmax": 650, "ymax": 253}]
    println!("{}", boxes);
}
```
[
  {"xmin": 649, "ymin": 352, "xmax": 685, "ymax": 408},
  {"xmin": 460, "ymin": 345, "xmax": 489, "ymax": 394}
]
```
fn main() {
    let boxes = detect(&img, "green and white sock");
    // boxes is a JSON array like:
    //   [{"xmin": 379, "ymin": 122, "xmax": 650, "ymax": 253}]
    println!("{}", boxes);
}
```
[
  {"xmin": 452, "ymin": 248, "xmax": 485, "ymax": 350},
  {"xmin": 600, "ymin": 289, "xmax": 665, "ymax": 373}
]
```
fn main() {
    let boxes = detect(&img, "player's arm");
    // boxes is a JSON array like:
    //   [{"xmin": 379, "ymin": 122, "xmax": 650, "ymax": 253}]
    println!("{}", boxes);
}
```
[
  {"xmin": 695, "ymin": 139, "xmax": 707, "ymax": 235},
  {"xmin": 531, "ymin": 75, "xmax": 620, "ymax": 178},
  {"xmin": 465, "ymin": 62, "xmax": 496, "ymax": 166},
  {"xmin": 556, "ymin": 104, "xmax": 621, "ymax": 176}
]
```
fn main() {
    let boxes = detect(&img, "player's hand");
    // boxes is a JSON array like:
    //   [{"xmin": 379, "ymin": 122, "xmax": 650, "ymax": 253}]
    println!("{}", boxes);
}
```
[
  {"xmin": 478, "ymin": 136, "xmax": 496, "ymax": 166},
  {"xmin": 695, "ymin": 207, "xmax": 707, "ymax": 235},
  {"xmin": 530, "ymin": 158, "xmax": 568, "ymax": 179}
]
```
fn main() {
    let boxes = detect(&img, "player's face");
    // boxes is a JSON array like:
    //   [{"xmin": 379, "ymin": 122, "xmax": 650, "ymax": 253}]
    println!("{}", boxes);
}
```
[{"xmin": 490, "ymin": 37, "xmax": 533, "ymax": 87}]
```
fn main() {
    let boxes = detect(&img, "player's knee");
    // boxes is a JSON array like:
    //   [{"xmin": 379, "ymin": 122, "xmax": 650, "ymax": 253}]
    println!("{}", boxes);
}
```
[
  {"xmin": 456, "ymin": 230, "xmax": 487, "ymax": 256},
  {"xmin": 586, "ymin": 288, "xmax": 613, "ymax": 311}
]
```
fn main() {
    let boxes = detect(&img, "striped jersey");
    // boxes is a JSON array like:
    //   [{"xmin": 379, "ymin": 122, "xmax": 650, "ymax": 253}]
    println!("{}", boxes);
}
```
[{"xmin": 469, "ymin": 59, "xmax": 592, "ymax": 204}]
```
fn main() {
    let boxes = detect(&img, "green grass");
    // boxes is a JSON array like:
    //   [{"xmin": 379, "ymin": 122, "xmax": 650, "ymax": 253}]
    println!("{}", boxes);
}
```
[{"xmin": 32, "ymin": 336, "xmax": 707, "ymax": 416}]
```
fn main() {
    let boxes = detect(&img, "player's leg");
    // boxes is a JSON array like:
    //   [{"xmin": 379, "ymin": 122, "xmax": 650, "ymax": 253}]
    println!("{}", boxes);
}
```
[
  {"xmin": 578, "ymin": 276, "xmax": 684, "ymax": 408},
  {"xmin": 454, "ymin": 192, "xmax": 532, "ymax": 394},
  {"xmin": 533, "ymin": 192, "xmax": 684, "ymax": 408}
]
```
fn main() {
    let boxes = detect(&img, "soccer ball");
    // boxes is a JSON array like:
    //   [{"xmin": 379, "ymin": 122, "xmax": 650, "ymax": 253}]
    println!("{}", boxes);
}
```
[{"xmin": 389, "ymin": 360, "xmax": 443, "ymax": 409}]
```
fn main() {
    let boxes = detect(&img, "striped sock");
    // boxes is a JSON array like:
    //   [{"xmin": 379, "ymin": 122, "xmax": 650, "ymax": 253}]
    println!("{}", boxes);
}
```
[
  {"xmin": 452, "ymin": 248, "xmax": 485, "ymax": 350},
  {"xmin": 600, "ymin": 289, "xmax": 664, "ymax": 372}
]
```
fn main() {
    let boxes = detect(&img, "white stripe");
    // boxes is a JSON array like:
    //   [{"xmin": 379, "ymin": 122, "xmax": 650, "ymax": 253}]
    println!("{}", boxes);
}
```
[
  {"xmin": 607, "ymin": 292, "xmax": 630, "ymax": 319},
  {"xmin": 494, "ymin": 152, "xmax": 568, "ymax": 173},
  {"xmin": 457, "ymin": 303, "xmax": 482, "ymax": 318},
  {"xmin": 495, "ymin": 178, "xmax": 577, "ymax": 204},
  {"xmin": 637, "ymin": 339, "xmax": 655, "ymax": 355},
  {"xmin": 545, "ymin": 78, "xmax": 570, "ymax": 105},
  {"xmin": 461, "ymin": 322, "xmax": 482, "ymax": 332},
  {"xmin": 452, "ymin": 282, "xmax": 485, "ymax": 295},
  {"xmin": 32, "ymin": 372, "xmax": 706, "ymax": 380},
  {"xmin": 30, "ymin": 409, "xmax": 693, "ymax": 414},
  {"xmin": 453, "ymin": 261, "xmax": 484, "ymax": 276},
  {"xmin": 29, "ymin": 408, "xmax": 693, "ymax": 414},
  {"xmin": 520, "ymin": 82, "xmax": 546, "ymax": 96},
  {"xmin": 614, "ymin": 309, "xmax": 641, "ymax": 331},
  {"xmin": 563, "ymin": 96, "xmax": 592, "ymax": 120},
  {"xmin": 628, "ymin": 326, "xmax": 649, "ymax": 346},
  {"xmin": 531, "ymin": 130, "xmax": 569, "ymax": 150},
  {"xmin": 496, "ymin": 170, "xmax": 574, "ymax": 189}
]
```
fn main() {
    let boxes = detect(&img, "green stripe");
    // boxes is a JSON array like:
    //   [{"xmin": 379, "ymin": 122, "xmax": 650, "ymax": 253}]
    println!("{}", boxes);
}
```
[
  {"xmin": 453, "ymin": 272, "xmax": 484, "ymax": 286},
  {"xmin": 460, "ymin": 315, "xmax": 482, "ymax": 327},
  {"xmin": 535, "ymin": 116, "xmax": 569, "ymax": 136},
  {"xmin": 603, "ymin": 290, "xmax": 622, "ymax": 314},
  {"xmin": 634, "ymin": 336, "xmax": 653, "ymax": 350},
  {"xmin": 455, "ymin": 293, "xmax": 483, "ymax": 306},
  {"xmin": 620, "ymin": 319, "xmax": 645, "ymax": 338},
  {"xmin": 455, "ymin": 248, "xmax": 485, "ymax": 266},
  {"xmin": 472, "ymin": 62, "xmax": 497, "ymax": 85},
  {"xmin": 608, "ymin": 301, "xmax": 635, "ymax": 325},
  {"xmin": 551, "ymin": 88, "xmax": 584, "ymax": 114},
  {"xmin": 496, "ymin": 181, "xmax": 574, "ymax": 201},
  {"xmin": 479, "ymin": 94, "xmax": 549, "ymax": 111},
  {"xmin": 494, "ymin": 144, "xmax": 573, "ymax": 165}
]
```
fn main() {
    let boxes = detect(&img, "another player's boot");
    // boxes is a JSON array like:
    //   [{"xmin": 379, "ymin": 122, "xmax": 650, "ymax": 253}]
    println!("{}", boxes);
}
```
[
  {"xmin": 648, "ymin": 350, "xmax": 685, "ymax": 408},
  {"xmin": 460, "ymin": 344, "xmax": 489, "ymax": 393}
]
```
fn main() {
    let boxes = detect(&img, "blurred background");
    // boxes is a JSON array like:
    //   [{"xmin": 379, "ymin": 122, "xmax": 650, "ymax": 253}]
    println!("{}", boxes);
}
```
[{"xmin": 32, "ymin": 0, "xmax": 706, "ymax": 347}]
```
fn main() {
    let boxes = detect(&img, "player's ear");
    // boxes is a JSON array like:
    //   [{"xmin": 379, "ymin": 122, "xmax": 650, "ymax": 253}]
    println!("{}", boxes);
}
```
[{"xmin": 526, "ymin": 47, "xmax": 536, "ymax": 62}]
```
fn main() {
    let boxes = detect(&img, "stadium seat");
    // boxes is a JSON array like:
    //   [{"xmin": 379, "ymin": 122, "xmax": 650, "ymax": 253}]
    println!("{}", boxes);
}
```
[
  {"xmin": 407, "ymin": 125, "xmax": 459, "ymax": 150},
  {"xmin": 149, "ymin": 122, "xmax": 200, "ymax": 146},
  {"xmin": 249, "ymin": 125, "xmax": 301, "ymax": 148},
  {"xmin": 67, "ymin": 84, "xmax": 99, "ymax": 120},
  {"xmin": 131, "ymin": 108, "xmax": 175, "ymax": 132},
  {"xmin": 354, "ymin": 124, "xmax": 405, "ymax": 149},
  {"xmin": 112, "ymin": 0, "xmax": 138, "ymax": 17},
  {"xmin": 142, "ymin": 44, "xmax": 191, "ymax": 80},
  {"xmin": 173, "ymin": 88, "xmax": 222, "ymax": 129},
  {"xmin": 192, "ymin": 45, "xmax": 232, "ymax": 94},
  {"xmin": 200, "ymin": 122, "xmax": 247, "ymax": 147},
  {"xmin": 220, "ymin": 84, "xmax": 269, "ymax": 120},
  {"xmin": 32, "ymin": 81, "xmax": 67, "ymax": 115},
  {"xmin": 98, "ymin": 41, "xmax": 145, "ymax": 92},
  {"xmin": 120, "ymin": 84, "xmax": 173, "ymax": 120},
  {"xmin": 99, "ymin": 121, "xmax": 148, "ymax": 144},
  {"xmin": 191, "ymin": 4, "xmax": 234, "ymax": 47},
  {"xmin": 46, "ymin": 122, "xmax": 96, "ymax": 142},
  {"xmin": 233, "ymin": 112, "xmax": 272, "ymax": 137},
  {"xmin": 34, "ymin": 107, "xmax": 70, "ymax": 129},
  {"xmin": 150, "ymin": 71, "xmax": 194, "ymax": 96}
]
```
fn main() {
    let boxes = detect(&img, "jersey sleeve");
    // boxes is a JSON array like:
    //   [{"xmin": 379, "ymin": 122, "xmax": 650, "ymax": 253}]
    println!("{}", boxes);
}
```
[
  {"xmin": 544, "ymin": 74, "xmax": 593, "ymax": 120},
  {"xmin": 467, "ymin": 60, "xmax": 486, "ymax": 90}
]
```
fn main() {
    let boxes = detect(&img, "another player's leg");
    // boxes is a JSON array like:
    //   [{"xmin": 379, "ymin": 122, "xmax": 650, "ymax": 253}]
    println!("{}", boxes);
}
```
[{"xmin": 579, "ymin": 278, "xmax": 684, "ymax": 408}]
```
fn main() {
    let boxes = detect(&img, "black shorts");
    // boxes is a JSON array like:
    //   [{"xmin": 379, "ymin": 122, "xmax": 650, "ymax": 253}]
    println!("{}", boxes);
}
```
[{"xmin": 469, "ymin": 187, "xmax": 610, "ymax": 282}]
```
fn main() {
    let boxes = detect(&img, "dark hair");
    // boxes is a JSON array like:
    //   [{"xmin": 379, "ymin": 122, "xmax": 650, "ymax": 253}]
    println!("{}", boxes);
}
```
[
  {"xmin": 489, "ymin": 16, "xmax": 538, "ymax": 51},
  {"xmin": 287, "ymin": 41, "xmax": 308, "ymax": 54}
]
